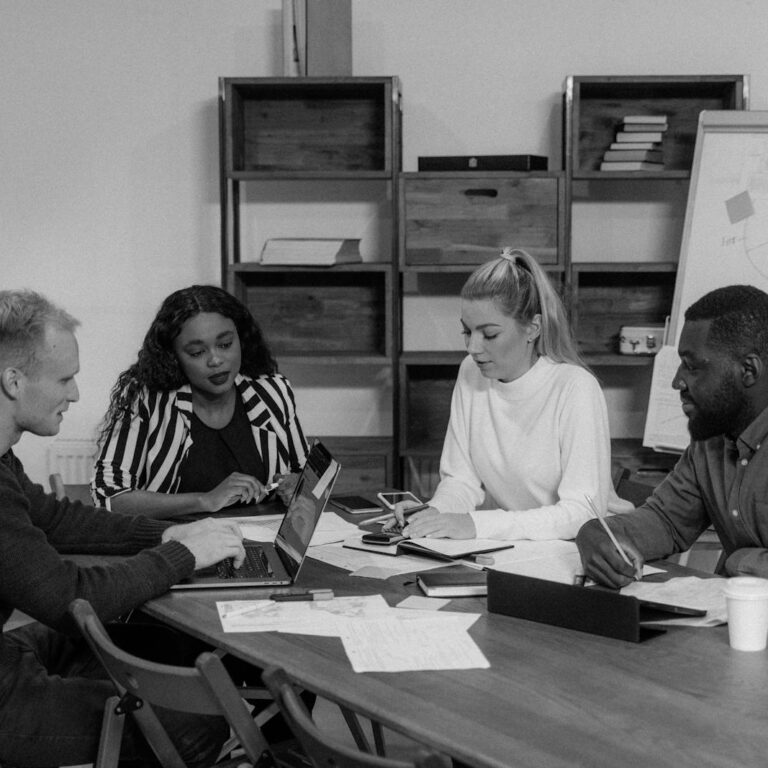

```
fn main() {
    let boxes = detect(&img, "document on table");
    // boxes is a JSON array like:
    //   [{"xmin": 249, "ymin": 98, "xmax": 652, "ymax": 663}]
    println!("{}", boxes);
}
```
[
  {"xmin": 223, "ymin": 512, "xmax": 359, "ymax": 546},
  {"xmin": 621, "ymin": 576, "xmax": 727, "ymax": 626},
  {"xmin": 487, "ymin": 540, "xmax": 664, "ymax": 584},
  {"xmin": 340, "ymin": 615, "xmax": 489, "ymax": 673},
  {"xmin": 217, "ymin": 594, "xmax": 487, "ymax": 672},
  {"xmin": 217, "ymin": 594, "xmax": 392, "ymax": 635}
]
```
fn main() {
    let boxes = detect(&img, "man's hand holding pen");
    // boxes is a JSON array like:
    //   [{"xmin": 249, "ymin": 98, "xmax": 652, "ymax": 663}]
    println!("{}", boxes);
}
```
[{"xmin": 575, "ymin": 519, "xmax": 644, "ymax": 588}]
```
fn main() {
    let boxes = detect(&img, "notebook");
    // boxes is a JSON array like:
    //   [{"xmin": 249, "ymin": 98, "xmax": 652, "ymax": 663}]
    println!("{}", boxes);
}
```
[{"xmin": 172, "ymin": 440, "xmax": 340, "ymax": 589}]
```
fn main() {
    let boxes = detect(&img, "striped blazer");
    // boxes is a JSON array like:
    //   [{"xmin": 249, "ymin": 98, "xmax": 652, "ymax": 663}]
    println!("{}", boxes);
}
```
[{"xmin": 91, "ymin": 373, "xmax": 308, "ymax": 509}]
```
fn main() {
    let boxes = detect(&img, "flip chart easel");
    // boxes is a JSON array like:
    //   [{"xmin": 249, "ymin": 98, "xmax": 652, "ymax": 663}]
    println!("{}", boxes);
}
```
[{"xmin": 644, "ymin": 110, "xmax": 768, "ymax": 452}]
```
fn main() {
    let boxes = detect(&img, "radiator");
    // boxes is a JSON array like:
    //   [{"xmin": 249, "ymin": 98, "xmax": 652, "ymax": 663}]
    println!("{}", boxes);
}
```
[{"xmin": 47, "ymin": 439, "xmax": 98, "ymax": 484}]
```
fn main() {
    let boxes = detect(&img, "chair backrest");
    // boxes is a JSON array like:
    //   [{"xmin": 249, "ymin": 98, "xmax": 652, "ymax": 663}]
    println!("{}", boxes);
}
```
[
  {"xmin": 69, "ymin": 598, "xmax": 273, "ymax": 768},
  {"xmin": 261, "ymin": 666, "xmax": 451, "ymax": 768},
  {"xmin": 49, "ymin": 472, "xmax": 94, "ymax": 505},
  {"xmin": 613, "ymin": 468, "xmax": 653, "ymax": 508}
]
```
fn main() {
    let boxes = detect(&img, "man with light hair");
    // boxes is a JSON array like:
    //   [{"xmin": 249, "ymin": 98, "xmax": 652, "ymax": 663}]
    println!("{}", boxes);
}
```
[{"xmin": 0, "ymin": 289, "xmax": 246, "ymax": 767}]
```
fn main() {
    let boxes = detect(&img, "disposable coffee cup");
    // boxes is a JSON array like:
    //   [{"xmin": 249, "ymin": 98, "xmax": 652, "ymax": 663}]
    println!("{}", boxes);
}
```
[{"xmin": 723, "ymin": 576, "xmax": 768, "ymax": 651}]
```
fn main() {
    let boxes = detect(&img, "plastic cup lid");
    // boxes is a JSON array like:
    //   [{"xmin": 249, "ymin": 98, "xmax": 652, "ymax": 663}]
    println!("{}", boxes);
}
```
[{"xmin": 723, "ymin": 576, "xmax": 768, "ymax": 599}]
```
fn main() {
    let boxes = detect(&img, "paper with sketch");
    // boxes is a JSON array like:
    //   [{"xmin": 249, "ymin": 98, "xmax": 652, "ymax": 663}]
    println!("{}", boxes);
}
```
[
  {"xmin": 621, "ymin": 576, "xmax": 727, "ymax": 626},
  {"xmin": 643, "ymin": 345, "xmax": 690, "ymax": 453},
  {"xmin": 224, "ymin": 512, "xmax": 359, "ymax": 546},
  {"xmin": 217, "ymin": 594, "xmax": 392, "ymax": 634},
  {"xmin": 341, "ymin": 615, "xmax": 489, "ymax": 672}
]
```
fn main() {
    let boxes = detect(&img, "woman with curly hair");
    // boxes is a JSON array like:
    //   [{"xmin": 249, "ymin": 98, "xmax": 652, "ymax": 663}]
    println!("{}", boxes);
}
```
[{"xmin": 92, "ymin": 285, "xmax": 308, "ymax": 518}]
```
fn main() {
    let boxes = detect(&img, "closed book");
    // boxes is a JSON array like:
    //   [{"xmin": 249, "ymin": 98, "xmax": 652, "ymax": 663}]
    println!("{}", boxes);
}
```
[
  {"xmin": 602, "ymin": 149, "xmax": 663, "ymax": 163},
  {"xmin": 620, "ymin": 123, "xmax": 668, "ymax": 133},
  {"xmin": 622, "ymin": 114, "xmax": 669, "ymax": 125},
  {"xmin": 608, "ymin": 141, "xmax": 660, "ymax": 151},
  {"xmin": 417, "ymin": 566, "xmax": 488, "ymax": 597},
  {"xmin": 615, "ymin": 131, "xmax": 665, "ymax": 143},
  {"xmin": 259, "ymin": 238, "xmax": 361, "ymax": 266},
  {"xmin": 417, "ymin": 154, "xmax": 548, "ymax": 171},
  {"xmin": 600, "ymin": 161, "xmax": 664, "ymax": 172}
]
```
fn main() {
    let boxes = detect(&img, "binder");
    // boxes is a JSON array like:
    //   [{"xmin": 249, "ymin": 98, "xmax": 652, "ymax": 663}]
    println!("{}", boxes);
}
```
[{"xmin": 486, "ymin": 571, "xmax": 666, "ymax": 643}]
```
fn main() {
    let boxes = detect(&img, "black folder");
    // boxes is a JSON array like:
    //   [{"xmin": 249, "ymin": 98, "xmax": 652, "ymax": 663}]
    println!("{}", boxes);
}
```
[{"xmin": 487, "ymin": 570, "xmax": 671, "ymax": 643}]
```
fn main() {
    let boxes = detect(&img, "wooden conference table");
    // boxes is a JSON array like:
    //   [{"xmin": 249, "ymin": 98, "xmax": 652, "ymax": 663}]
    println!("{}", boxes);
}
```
[{"xmin": 139, "ymin": 528, "xmax": 768, "ymax": 768}]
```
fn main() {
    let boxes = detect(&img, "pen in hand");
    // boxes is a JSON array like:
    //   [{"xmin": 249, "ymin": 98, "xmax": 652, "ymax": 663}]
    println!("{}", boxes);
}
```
[
  {"xmin": 585, "ymin": 494, "xmax": 641, "ymax": 581},
  {"xmin": 374, "ymin": 503, "xmax": 431, "ymax": 529}
]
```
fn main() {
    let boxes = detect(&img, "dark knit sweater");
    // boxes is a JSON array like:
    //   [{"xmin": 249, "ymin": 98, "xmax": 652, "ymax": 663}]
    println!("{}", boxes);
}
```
[{"xmin": 0, "ymin": 449, "xmax": 195, "ymax": 695}]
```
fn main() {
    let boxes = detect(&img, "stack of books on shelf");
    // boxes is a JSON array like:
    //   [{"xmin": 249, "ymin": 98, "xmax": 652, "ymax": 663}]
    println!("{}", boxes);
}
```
[{"xmin": 600, "ymin": 115, "xmax": 668, "ymax": 171}]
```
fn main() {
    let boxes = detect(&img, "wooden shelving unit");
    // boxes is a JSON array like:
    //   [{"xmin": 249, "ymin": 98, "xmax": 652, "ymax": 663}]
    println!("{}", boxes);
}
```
[
  {"xmin": 563, "ymin": 74, "xmax": 748, "ymax": 470},
  {"xmin": 219, "ymin": 77, "xmax": 402, "ymax": 489},
  {"xmin": 397, "ymin": 170, "xmax": 566, "ymax": 492}
]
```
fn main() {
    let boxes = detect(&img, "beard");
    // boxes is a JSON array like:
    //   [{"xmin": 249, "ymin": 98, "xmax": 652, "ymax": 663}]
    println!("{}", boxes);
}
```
[{"xmin": 686, "ymin": 371, "xmax": 748, "ymax": 441}]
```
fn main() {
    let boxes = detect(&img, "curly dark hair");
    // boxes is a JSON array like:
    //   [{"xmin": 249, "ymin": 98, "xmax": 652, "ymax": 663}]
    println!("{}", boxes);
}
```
[
  {"xmin": 685, "ymin": 284, "xmax": 768, "ymax": 361},
  {"xmin": 99, "ymin": 285, "xmax": 277, "ymax": 441}
]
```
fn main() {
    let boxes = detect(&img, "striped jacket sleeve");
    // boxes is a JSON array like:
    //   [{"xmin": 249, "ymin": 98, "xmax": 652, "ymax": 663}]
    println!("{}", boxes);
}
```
[
  {"xmin": 91, "ymin": 389, "xmax": 188, "ymax": 508},
  {"xmin": 245, "ymin": 374, "xmax": 309, "ymax": 474}
]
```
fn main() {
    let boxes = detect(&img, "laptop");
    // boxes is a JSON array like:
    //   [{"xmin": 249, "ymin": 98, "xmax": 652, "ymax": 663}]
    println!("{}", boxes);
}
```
[{"xmin": 172, "ymin": 440, "xmax": 340, "ymax": 589}]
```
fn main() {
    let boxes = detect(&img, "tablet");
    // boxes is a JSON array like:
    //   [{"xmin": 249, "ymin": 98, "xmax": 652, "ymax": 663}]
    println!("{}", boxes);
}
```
[{"xmin": 639, "ymin": 600, "xmax": 706, "ymax": 618}]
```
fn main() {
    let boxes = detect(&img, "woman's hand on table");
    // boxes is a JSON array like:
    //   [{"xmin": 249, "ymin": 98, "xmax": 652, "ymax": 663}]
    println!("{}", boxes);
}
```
[
  {"xmin": 201, "ymin": 472, "xmax": 264, "ymax": 511},
  {"xmin": 385, "ymin": 501, "xmax": 477, "ymax": 540}
]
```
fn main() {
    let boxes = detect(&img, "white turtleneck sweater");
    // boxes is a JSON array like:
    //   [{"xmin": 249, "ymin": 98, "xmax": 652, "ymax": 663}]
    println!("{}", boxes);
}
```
[{"xmin": 429, "ymin": 355, "xmax": 632, "ymax": 540}]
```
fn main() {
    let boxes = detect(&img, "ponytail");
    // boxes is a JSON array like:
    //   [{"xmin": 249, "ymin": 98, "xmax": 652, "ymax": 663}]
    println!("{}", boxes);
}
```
[{"xmin": 461, "ymin": 248, "xmax": 585, "ymax": 368}]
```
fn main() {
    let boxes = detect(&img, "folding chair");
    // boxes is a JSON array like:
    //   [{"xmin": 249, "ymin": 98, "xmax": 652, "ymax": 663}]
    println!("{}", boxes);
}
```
[
  {"xmin": 262, "ymin": 666, "xmax": 451, "ymax": 768},
  {"xmin": 69, "ymin": 598, "xmax": 277, "ymax": 768}
]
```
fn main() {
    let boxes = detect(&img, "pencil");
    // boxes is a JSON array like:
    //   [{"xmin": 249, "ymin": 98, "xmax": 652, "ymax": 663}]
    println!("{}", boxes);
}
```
[
  {"xmin": 585, "ymin": 494, "xmax": 639, "ymax": 578},
  {"xmin": 367, "ymin": 503, "xmax": 430, "ymax": 526}
]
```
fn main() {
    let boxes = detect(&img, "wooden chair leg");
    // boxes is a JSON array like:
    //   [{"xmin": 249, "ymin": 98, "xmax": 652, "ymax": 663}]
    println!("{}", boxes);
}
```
[
  {"xmin": 338, "ymin": 705, "xmax": 373, "ymax": 752},
  {"xmin": 371, "ymin": 721, "xmax": 387, "ymax": 756},
  {"xmin": 95, "ymin": 696, "xmax": 125, "ymax": 768}
]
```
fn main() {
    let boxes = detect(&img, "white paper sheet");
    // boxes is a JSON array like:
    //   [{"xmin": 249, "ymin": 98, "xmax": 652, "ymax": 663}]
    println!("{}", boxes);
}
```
[
  {"xmin": 621, "ymin": 576, "xmax": 727, "ymax": 626},
  {"xmin": 488, "ymin": 540, "xmax": 664, "ymax": 584},
  {"xmin": 217, "ymin": 594, "xmax": 391, "ymax": 634},
  {"xmin": 340, "ymin": 616, "xmax": 489, "ymax": 673}
]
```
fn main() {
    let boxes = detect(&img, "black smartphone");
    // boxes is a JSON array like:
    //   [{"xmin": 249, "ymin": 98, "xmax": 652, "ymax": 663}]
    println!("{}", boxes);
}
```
[{"xmin": 361, "ymin": 531, "xmax": 405, "ymax": 545}]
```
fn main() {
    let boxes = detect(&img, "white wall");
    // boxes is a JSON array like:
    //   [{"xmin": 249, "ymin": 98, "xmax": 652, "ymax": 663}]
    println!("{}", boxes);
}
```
[{"xmin": 3, "ymin": 0, "xmax": 767, "ymax": 482}]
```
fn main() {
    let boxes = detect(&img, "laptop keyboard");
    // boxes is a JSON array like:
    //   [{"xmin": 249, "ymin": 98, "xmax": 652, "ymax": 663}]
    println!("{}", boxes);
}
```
[{"xmin": 216, "ymin": 542, "xmax": 274, "ymax": 579}]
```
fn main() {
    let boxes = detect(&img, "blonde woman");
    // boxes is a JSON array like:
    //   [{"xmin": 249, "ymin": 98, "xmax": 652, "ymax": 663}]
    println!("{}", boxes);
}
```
[{"xmin": 391, "ymin": 248, "xmax": 630, "ymax": 541}]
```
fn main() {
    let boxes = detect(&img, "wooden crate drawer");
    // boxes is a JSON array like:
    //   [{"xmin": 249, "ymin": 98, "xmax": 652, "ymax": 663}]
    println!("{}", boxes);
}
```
[
  {"xmin": 239, "ymin": 271, "xmax": 388, "ymax": 356},
  {"xmin": 402, "ymin": 364, "xmax": 459, "ymax": 451},
  {"xmin": 401, "ymin": 172, "xmax": 563, "ymax": 266},
  {"xmin": 333, "ymin": 459, "xmax": 388, "ymax": 493},
  {"xmin": 223, "ymin": 78, "xmax": 396, "ymax": 174},
  {"xmin": 318, "ymin": 437, "xmax": 392, "ymax": 492}
]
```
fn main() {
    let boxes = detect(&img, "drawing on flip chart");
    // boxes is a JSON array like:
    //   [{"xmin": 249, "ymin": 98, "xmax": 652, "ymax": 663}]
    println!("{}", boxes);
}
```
[{"xmin": 645, "ymin": 112, "xmax": 768, "ymax": 453}]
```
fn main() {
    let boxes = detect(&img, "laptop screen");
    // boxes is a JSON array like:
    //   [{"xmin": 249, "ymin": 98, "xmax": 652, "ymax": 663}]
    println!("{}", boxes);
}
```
[{"xmin": 274, "ymin": 441, "xmax": 340, "ymax": 579}]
